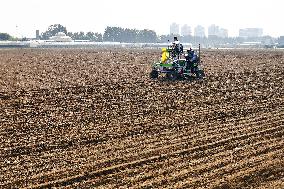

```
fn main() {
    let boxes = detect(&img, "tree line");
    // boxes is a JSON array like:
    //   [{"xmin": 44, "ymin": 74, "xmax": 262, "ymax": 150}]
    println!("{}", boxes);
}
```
[
  {"xmin": 0, "ymin": 33, "xmax": 12, "ymax": 40},
  {"xmin": 103, "ymin": 26, "xmax": 157, "ymax": 43},
  {"xmin": 39, "ymin": 24, "xmax": 157, "ymax": 42}
]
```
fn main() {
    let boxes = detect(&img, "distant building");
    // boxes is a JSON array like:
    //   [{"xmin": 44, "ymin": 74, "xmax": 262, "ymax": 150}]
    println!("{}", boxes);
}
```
[
  {"xmin": 208, "ymin": 24, "xmax": 228, "ymax": 38},
  {"xmin": 36, "ymin": 30, "xmax": 40, "ymax": 40},
  {"xmin": 278, "ymin": 36, "xmax": 284, "ymax": 47},
  {"xmin": 49, "ymin": 32, "xmax": 72, "ymax": 42},
  {"xmin": 262, "ymin": 35, "xmax": 275, "ymax": 46},
  {"xmin": 239, "ymin": 28, "xmax": 263, "ymax": 38},
  {"xmin": 181, "ymin": 24, "xmax": 192, "ymax": 36},
  {"xmin": 170, "ymin": 22, "xmax": 179, "ymax": 35},
  {"xmin": 208, "ymin": 24, "xmax": 219, "ymax": 38},
  {"xmin": 194, "ymin": 25, "xmax": 205, "ymax": 38},
  {"xmin": 238, "ymin": 41, "xmax": 262, "ymax": 48},
  {"xmin": 219, "ymin": 28, "xmax": 228, "ymax": 38}
]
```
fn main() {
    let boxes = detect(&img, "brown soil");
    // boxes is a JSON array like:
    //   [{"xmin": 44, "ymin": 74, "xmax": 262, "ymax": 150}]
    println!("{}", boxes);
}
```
[{"xmin": 0, "ymin": 48, "xmax": 283, "ymax": 188}]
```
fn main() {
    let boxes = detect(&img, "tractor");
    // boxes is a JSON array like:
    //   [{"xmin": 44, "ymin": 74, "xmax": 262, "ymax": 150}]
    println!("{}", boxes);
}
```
[{"xmin": 150, "ymin": 44, "xmax": 205, "ymax": 80}]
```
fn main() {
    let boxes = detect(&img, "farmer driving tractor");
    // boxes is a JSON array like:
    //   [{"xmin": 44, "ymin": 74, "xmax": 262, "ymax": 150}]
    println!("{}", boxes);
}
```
[{"xmin": 185, "ymin": 48, "xmax": 198, "ymax": 73}]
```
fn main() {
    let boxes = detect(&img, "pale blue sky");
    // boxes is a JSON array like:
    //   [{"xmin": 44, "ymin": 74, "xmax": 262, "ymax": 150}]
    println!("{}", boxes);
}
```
[{"xmin": 1, "ymin": 0, "xmax": 283, "ymax": 38}]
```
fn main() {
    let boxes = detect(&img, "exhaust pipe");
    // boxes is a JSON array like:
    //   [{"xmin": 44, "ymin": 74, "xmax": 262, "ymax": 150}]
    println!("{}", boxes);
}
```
[{"xmin": 198, "ymin": 43, "xmax": 201, "ymax": 63}]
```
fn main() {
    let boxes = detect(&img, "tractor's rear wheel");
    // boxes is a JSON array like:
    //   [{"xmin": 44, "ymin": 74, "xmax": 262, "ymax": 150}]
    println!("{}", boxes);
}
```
[
  {"xmin": 166, "ymin": 70, "xmax": 181, "ymax": 80},
  {"xmin": 172, "ymin": 71, "xmax": 181, "ymax": 80},
  {"xmin": 196, "ymin": 69, "xmax": 205, "ymax": 79},
  {"xmin": 150, "ymin": 70, "xmax": 159, "ymax": 79}
]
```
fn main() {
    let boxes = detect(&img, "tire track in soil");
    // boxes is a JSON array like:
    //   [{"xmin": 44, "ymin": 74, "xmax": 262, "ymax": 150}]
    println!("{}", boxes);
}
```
[
  {"xmin": 23, "ymin": 123, "xmax": 284, "ymax": 188},
  {"xmin": 94, "ymin": 135, "xmax": 283, "ymax": 189},
  {"xmin": 93, "ymin": 127, "xmax": 284, "ymax": 188}
]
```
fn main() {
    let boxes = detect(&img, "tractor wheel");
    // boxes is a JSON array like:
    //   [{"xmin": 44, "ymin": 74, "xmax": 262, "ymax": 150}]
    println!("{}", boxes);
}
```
[
  {"xmin": 196, "ymin": 69, "xmax": 205, "ymax": 79},
  {"xmin": 166, "ymin": 73, "xmax": 171, "ymax": 79},
  {"xmin": 171, "ymin": 72, "xmax": 178, "ymax": 80},
  {"xmin": 172, "ymin": 71, "xmax": 182, "ymax": 80},
  {"xmin": 150, "ymin": 70, "xmax": 159, "ymax": 79},
  {"xmin": 167, "ymin": 70, "xmax": 180, "ymax": 81}
]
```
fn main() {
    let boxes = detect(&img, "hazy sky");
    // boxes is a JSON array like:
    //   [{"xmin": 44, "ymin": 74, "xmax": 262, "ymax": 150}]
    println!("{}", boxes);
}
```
[{"xmin": 1, "ymin": 0, "xmax": 283, "ymax": 38}]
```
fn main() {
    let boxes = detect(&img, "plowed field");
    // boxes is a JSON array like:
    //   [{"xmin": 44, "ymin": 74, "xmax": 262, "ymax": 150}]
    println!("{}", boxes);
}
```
[{"xmin": 0, "ymin": 48, "xmax": 283, "ymax": 188}]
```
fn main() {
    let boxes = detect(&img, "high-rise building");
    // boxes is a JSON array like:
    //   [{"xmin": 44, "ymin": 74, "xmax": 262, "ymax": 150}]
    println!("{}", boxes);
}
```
[
  {"xmin": 194, "ymin": 25, "xmax": 205, "ymax": 37},
  {"xmin": 239, "ymin": 28, "xmax": 263, "ymax": 38},
  {"xmin": 170, "ymin": 22, "xmax": 179, "ymax": 35},
  {"xmin": 36, "ymin": 30, "xmax": 40, "ymax": 39},
  {"xmin": 219, "ymin": 28, "xmax": 228, "ymax": 38},
  {"xmin": 278, "ymin": 36, "xmax": 284, "ymax": 47},
  {"xmin": 208, "ymin": 24, "xmax": 219, "ymax": 38},
  {"xmin": 181, "ymin": 24, "xmax": 192, "ymax": 36},
  {"xmin": 208, "ymin": 24, "xmax": 228, "ymax": 38}
]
